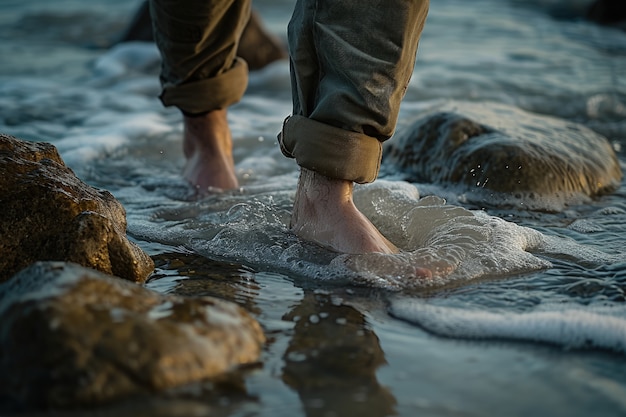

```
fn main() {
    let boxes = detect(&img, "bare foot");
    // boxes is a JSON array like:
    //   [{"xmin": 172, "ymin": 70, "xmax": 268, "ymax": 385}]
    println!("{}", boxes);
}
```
[
  {"xmin": 182, "ymin": 109, "xmax": 238, "ymax": 191},
  {"xmin": 290, "ymin": 168, "xmax": 399, "ymax": 254}
]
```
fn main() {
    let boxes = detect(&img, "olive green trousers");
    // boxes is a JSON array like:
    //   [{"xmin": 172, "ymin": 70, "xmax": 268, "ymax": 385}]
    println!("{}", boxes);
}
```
[{"xmin": 149, "ymin": 0, "xmax": 429, "ymax": 183}]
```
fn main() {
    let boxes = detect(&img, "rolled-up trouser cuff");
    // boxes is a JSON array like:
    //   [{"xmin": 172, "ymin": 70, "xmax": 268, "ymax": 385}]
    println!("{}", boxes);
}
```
[
  {"xmin": 279, "ymin": 115, "xmax": 382, "ymax": 184},
  {"xmin": 159, "ymin": 57, "xmax": 248, "ymax": 114}
]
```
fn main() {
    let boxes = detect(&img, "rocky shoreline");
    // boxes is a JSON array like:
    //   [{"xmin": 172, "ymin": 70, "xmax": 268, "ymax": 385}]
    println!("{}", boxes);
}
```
[{"xmin": 0, "ymin": 134, "xmax": 265, "ymax": 412}]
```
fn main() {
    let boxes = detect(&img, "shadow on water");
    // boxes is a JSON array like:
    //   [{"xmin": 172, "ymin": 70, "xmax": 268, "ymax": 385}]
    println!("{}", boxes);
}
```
[{"xmin": 281, "ymin": 291, "xmax": 396, "ymax": 417}]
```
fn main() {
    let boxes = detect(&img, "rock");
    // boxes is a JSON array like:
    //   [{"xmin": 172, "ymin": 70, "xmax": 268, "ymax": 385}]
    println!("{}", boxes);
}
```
[
  {"xmin": 0, "ymin": 134, "xmax": 154, "ymax": 283},
  {"xmin": 118, "ymin": 2, "xmax": 287, "ymax": 71},
  {"xmin": 0, "ymin": 262, "xmax": 265, "ymax": 410},
  {"xmin": 531, "ymin": 0, "xmax": 626, "ymax": 29},
  {"xmin": 587, "ymin": 0, "xmax": 626, "ymax": 26},
  {"xmin": 238, "ymin": 11, "xmax": 288, "ymax": 71},
  {"xmin": 384, "ymin": 101, "xmax": 622, "ymax": 210}
]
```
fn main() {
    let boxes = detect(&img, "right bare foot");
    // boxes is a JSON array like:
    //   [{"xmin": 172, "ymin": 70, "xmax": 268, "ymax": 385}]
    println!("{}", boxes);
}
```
[
  {"xmin": 182, "ymin": 109, "xmax": 238, "ymax": 192},
  {"xmin": 290, "ymin": 168, "xmax": 399, "ymax": 255}
]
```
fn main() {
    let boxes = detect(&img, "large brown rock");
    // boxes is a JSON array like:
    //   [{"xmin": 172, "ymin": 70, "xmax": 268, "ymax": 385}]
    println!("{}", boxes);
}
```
[
  {"xmin": 0, "ymin": 134, "xmax": 154, "ymax": 283},
  {"xmin": 384, "ymin": 101, "xmax": 622, "ymax": 210},
  {"xmin": 0, "ymin": 261, "xmax": 265, "ymax": 410}
]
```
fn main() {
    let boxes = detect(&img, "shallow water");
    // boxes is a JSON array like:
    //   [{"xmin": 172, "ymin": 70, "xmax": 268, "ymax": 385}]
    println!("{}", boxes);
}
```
[{"xmin": 1, "ymin": 0, "xmax": 626, "ymax": 416}]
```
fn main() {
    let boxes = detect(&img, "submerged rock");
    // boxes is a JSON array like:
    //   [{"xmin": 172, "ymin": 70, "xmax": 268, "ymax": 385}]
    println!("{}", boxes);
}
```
[
  {"xmin": 0, "ymin": 262, "xmax": 265, "ymax": 410},
  {"xmin": 384, "ymin": 101, "xmax": 622, "ymax": 210},
  {"xmin": 0, "ymin": 134, "xmax": 154, "ymax": 283}
]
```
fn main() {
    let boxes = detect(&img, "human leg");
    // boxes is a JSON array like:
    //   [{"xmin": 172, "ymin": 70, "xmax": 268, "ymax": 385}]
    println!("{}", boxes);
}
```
[
  {"xmin": 149, "ymin": 0, "xmax": 251, "ymax": 191},
  {"xmin": 182, "ymin": 110, "xmax": 238, "ymax": 190},
  {"xmin": 291, "ymin": 168, "xmax": 398, "ymax": 254},
  {"xmin": 281, "ymin": 0, "xmax": 430, "ymax": 254}
]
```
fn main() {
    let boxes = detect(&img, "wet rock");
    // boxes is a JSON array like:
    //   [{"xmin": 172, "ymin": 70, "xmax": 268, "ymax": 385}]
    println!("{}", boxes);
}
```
[
  {"xmin": 0, "ymin": 134, "xmax": 154, "ymax": 283},
  {"xmin": 118, "ymin": 2, "xmax": 287, "ymax": 71},
  {"xmin": 525, "ymin": 0, "xmax": 626, "ymax": 29},
  {"xmin": 238, "ymin": 11, "xmax": 288, "ymax": 71},
  {"xmin": 384, "ymin": 101, "xmax": 622, "ymax": 210},
  {"xmin": 587, "ymin": 0, "xmax": 626, "ymax": 27},
  {"xmin": 0, "ymin": 261, "xmax": 265, "ymax": 410}
]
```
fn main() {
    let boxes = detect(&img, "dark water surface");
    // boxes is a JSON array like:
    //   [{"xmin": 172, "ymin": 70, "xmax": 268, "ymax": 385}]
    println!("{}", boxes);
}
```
[{"xmin": 1, "ymin": 0, "xmax": 625, "ymax": 416}]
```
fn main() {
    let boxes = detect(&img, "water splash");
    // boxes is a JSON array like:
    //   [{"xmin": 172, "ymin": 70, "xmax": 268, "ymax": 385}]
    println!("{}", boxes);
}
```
[{"xmin": 126, "ymin": 180, "xmax": 557, "ymax": 290}]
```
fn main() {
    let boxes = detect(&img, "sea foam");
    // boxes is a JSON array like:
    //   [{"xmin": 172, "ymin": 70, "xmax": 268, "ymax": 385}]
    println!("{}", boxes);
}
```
[{"xmin": 389, "ymin": 299, "xmax": 626, "ymax": 354}]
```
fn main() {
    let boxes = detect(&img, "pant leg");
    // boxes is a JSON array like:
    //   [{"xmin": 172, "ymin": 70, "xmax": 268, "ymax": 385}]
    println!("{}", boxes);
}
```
[
  {"xmin": 149, "ymin": 0, "xmax": 252, "ymax": 115},
  {"xmin": 279, "ymin": 0, "xmax": 429, "ymax": 183}
]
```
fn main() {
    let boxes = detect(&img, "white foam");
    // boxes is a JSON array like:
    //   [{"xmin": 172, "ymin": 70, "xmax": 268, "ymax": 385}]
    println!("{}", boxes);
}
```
[
  {"xmin": 389, "ymin": 299, "xmax": 626, "ymax": 354},
  {"xmin": 0, "ymin": 67, "xmax": 169, "ymax": 170},
  {"xmin": 342, "ymin": 182, "xmax": 551, "ymax": 289},
  {"xmin": 56, "ymin": 112, "xmax": 170, "ymax": 166},
  {"xmin": 539, "ymin": 234, "xmax": 624, "ymax": 266},
  {"xmin": 91, "ymin": 41, "xmax": 160, "ymax": 80}
]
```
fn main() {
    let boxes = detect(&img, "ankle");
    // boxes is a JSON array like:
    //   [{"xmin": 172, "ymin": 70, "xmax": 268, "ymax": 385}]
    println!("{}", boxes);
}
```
[
  {"xmin": 291, "ymin": 168, "xmax": 359, "ymax": 236},
  {"xmin": 295, "ymin": 168, "xmax": 353, "ymax": 207},
  {"xmin": 291, "ymin": 168, "xmax": 398, "ymax": 254},
  {"xmin": 180, "ymin": 109, "xmax": 238, "ymax": 191},
  {"xmin": 183, "ymin": 109, "xmax": 232, "ymax": 156}
]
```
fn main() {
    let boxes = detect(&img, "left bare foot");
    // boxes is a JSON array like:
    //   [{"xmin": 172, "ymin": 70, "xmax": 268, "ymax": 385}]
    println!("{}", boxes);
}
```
[{"xmin": 182, "ymin": 109, "xmax": 238, "ymax": 192}]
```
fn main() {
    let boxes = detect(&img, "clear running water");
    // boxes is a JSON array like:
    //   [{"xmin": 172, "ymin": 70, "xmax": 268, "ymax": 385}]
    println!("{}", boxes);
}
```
[{"xmin": 1, "ymin": 0, "xmax": 625, "ymax": 416}]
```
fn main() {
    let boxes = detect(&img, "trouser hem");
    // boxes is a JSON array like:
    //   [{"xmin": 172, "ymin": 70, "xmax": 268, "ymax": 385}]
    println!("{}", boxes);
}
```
[
  {"xmin": 279, "ymin": 115, "xmax": 382, "ymax": 184},
  {"xmin": 159, "ymin": 57, "xmax": 248, "ymax": 114}
]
